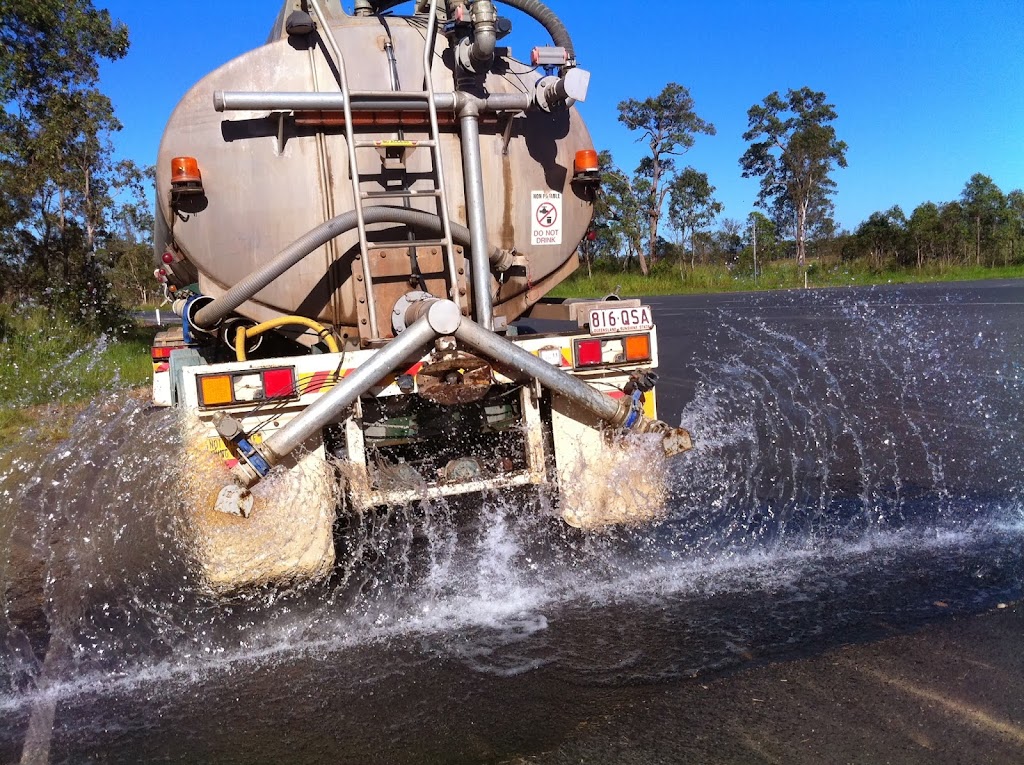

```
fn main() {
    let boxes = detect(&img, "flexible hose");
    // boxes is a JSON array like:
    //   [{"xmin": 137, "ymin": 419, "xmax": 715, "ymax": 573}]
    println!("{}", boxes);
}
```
[
  {"xmin": 194, "ymin": 206, "xmax": 490, "ymax": 330},
  {"xmin": 490, "ymin": 0, "xmax": 575, "ymax": 61},
  {"xmin": 234, "ymin": 316, "xmax": 340, "ymax": 361},
  {"xmin": 368, "ymin": 0, "xmax": 574, "ymax": 61}
]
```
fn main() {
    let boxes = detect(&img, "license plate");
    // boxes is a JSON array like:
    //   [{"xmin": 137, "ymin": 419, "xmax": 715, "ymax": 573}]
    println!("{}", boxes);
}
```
[{"xmin": 588, "ymin": 305, "xmax": 654, "ymax": 335}]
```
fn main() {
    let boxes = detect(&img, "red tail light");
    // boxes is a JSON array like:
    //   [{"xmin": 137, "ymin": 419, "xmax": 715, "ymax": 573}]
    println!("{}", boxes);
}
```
[
  {"xmin": 262, "ymin": 368, "xmax": 296, "ymax": 398},
  {"xmin": 575, "ymin": 339, "xmax": 603, "ymax": 366}
]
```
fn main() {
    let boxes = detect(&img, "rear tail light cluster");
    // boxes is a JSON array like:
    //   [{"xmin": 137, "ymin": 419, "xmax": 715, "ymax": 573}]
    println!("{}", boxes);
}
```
[
  {"xmin": 197, "ymin": 367, "xmax": 297, "ymax": 407},
  {"xmin": 573, "ymin": 334, "xmax": 651, "ymax": 368},
  {"xmin": 151, "ymin": 345, "xmax": 182, "ymax": 360}
]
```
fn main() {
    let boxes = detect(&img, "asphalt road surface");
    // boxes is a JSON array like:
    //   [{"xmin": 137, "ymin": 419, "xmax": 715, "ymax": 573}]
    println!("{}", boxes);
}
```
[{"xmin": 1, "ymin": 279, "xmax": 1022, "ymax": 764}]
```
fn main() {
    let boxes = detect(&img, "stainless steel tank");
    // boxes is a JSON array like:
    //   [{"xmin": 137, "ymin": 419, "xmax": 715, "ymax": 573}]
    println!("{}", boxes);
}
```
[{"xmin": 155, "ymin": 2, "xmax": 594, "ymax": 340}]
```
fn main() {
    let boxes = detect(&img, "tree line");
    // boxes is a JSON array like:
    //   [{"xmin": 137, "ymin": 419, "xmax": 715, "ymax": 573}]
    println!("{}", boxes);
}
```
[
  {"xmin": 846, "ymin": 174, "xmax": 1024, "ymax": 270},
  {"xmin": 1, "ymin": 0, "xmax": 155, "ymax": 330},
  {"xmin": 587, "ymin": 81, "xmax": 1023, "ymax": 278}
]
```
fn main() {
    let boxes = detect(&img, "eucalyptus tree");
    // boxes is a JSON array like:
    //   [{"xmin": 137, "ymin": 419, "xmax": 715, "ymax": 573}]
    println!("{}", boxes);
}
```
[
  {"xmin": 854, "ymin": 206, "xmax": 908, "ymax": 269},
  {"xmin": 0, "ymin": 0, "xmax": 129, "ymax": 321},
  {"xmin": 106, "ymin": 163, "xmax": 158, "ymax": 306},
  {"xmin": 1006, "ymin": 190, "xmax": 1024, "ymax": 264},
  {"xmin": 667, "ymin": 167, "xmax": 722, "ymax": 270},
  {"xmin": 740, "ymin": 87, "xmax": 847, "ymax": 268},
  {"xmin": 960, "ymin": 173, "xmax": 1006, "ymax": 266},
  {"xmin": 748, "ymin": 211, "xmax": 780, "ymax": 262},
  {"xmin": 592, "ymin": 150, "xmax": 651, "ymax": 274},
  {"xmin": 908, "ymin": 202, "xmax": 941, "ymax": 269},
  {"xmin": 618, "ymin": 83, "xmax": 716, "ymax": 272}
]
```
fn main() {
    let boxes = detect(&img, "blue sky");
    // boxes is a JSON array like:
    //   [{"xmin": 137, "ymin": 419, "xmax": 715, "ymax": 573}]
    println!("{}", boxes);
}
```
[{"xmin": 98, "ymin": 0, "xmax": 1023, "ymax": 233}]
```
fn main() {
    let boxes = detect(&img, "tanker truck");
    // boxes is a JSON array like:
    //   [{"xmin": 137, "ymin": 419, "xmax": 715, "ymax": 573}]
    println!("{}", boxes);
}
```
[{"xmin": 150, "ymin": 0, "xmax": 692, "ymax": 592}]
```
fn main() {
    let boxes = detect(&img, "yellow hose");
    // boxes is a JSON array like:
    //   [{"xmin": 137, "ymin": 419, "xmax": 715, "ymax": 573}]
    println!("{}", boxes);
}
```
[{"xmin": 234, "ymin": 316, "xmax": 340, "ymax": 361}]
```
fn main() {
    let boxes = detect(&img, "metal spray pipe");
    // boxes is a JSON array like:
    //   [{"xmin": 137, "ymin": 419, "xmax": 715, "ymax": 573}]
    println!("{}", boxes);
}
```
[
  {"xmin": 457, "ymin": 0, "xmax": 497, "ymax": 73},
  {"xmin": 454, "ymin": 319, "xmax": 693, "ymax": 455},
  {"xmin": 458, "ymin": 103, "xmax": 494, "ymax": 330},
  {"xmin": 229, "ymin": 300, "xmax": 463, "ymax": 489}
]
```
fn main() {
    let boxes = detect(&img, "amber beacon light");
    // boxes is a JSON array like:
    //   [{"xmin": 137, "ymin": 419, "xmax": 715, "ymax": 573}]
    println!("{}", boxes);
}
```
[
  {"xmin": 170, "ymin": 156, "xmax": 204, "ymax": 194},
  {"xmin": 574, "ymin": 149, "xmax": 599, "ymax": 174}
]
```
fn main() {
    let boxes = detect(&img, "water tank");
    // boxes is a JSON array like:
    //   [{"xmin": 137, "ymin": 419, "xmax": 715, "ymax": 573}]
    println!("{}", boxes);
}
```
[{"xmin": 154, "ymin": 5, "xmax": 594, "ymax": 341}]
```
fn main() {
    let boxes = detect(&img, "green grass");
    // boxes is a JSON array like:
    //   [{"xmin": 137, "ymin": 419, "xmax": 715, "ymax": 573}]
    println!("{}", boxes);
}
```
[
  {"xmin": 0, "ymin": 306, "xmax": 155, "ymax": 440},
  {"xmin": 550, "ymin": 261, "xmax": 1024, "ymax": 298}
]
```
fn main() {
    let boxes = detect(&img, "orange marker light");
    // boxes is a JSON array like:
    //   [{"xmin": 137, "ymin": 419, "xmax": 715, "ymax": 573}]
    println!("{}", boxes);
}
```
[
  {"xmin": 624, "ymin": 334, "xmax": 651, "ymax": 362},
  {"xmin": 198, "ymin": 374, "xmax": 233, "ymax": 406},
  {"xmin": 574, "ymin": 149, "xmax": 599, "ymax": 174}
]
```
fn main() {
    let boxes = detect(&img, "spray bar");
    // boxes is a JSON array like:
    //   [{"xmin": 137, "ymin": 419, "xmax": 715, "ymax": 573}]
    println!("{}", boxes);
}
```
[{"xmin": 213, "ymin": 91, "xmax": 534, "ymax": 114}]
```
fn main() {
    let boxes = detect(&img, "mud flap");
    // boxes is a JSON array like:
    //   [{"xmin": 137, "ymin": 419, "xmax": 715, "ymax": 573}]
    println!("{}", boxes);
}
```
[
  {"xmin": 178, "ymin": 415, "xmax": 336, "ymax": 594},
  {"xmin": 550, "ymin": 394, "xmax": 668, "ymax": 530}
]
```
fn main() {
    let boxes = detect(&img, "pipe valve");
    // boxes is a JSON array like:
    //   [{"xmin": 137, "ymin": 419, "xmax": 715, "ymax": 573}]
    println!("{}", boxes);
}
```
[{"xmin": 534, "ymin": 68, "xmax": 590, "ymax": 112}]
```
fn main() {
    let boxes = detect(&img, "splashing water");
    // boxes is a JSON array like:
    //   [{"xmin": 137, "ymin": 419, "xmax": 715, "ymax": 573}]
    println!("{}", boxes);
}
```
[
  {"xmin": 0, "ymin": 286, "xmax": 1022, "ymax": 762},
  {"xmin": 666, "ymin": 291, "xmax": 1023, "ymax": 549}
]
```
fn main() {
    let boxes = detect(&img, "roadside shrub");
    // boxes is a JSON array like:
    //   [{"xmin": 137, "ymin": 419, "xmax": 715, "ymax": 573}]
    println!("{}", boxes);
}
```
[{"xmin": 0, "ymin": 305, "xmax": 153, "ymax": 409}]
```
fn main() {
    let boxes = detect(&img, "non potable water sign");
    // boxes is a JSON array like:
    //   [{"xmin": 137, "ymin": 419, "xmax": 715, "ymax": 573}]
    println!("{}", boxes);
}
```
[{"xmin": 531, "ymin": 190, "xmax": 562, "ymax": 246}]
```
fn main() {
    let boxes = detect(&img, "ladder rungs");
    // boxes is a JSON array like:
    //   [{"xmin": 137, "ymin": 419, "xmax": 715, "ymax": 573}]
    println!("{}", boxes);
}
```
[
  {"xmin": 365, "ymin": 239, "xmax": 451, "ymax": 251},
  {"xmin": 361, "ymin": 189, "xmax": 442, "ymax": 200}
]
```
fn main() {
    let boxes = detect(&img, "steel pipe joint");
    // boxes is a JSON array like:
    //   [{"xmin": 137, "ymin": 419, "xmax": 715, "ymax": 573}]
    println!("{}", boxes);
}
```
[
  {"xmin": 401, "ymin": 296, "xmax": 462, "ymax": 335},
  {"xmin": 425, "ymin": 299, "xmax": 463, "ymax": 335}
]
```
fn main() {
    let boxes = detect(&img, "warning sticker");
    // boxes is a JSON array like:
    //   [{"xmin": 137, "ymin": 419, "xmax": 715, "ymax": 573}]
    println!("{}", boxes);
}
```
[{"xmin": 531, "ymin": 190, "xmax": 562, "ymax": 246}]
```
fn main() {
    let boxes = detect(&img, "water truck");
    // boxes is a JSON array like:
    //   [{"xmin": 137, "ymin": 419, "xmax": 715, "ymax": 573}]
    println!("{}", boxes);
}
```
[{"xmin": 150, "ymin": 0, "xmax": 692, "ymax": 592}]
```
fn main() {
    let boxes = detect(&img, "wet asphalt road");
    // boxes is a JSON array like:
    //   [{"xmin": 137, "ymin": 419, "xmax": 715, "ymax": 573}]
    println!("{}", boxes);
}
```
[
  {"xmin": 3, "ymin": 279, "xmax": 1024, "ymax": 764},
  {"xmin": 514, "ymin": 278, "xmax": 1024, "ymax": 763},
  {"xmin": 644, "ymin": 278, "xmax": 1024, "ymax": 427},
  {"xmin": 515, "ymin": 602, "xmax": 1024, "ymax": 765}
]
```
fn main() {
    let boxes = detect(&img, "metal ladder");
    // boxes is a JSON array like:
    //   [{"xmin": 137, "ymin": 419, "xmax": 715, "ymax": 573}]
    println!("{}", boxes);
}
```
[{"xmin": 307, "ymin": 0, "xmax": 460, "ymax": 340}]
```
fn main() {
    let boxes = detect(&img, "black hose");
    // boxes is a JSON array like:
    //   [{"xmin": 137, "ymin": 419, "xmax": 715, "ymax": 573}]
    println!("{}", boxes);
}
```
[
  {"xmin": 367, "ymin": 0, "xmax": 574, "ymax": 62},
  {"xmin": 495, "ymin": 0, "xmax": 574, "ymax": 61},
  {"xmin": 194, "ymin": 206, "xmax": 478, "ymax": 329}
]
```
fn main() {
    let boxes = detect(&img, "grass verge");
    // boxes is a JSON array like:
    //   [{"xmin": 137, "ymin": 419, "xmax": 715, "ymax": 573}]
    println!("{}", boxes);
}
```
[
  {"xmin": 0, "ymin": 306, "xmax": 155, "ymax": 442},
  {"xmin": 551, "ymin": 261, "xmax": 1024, "ymax": 298}
]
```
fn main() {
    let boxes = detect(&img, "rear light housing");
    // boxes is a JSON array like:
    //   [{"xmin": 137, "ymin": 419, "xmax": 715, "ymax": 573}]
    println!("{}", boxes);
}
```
[
  {"xmin": 262, "ymin": 367, "xmax": 296, "ymax": 398},
  {"xmin": 537, "ymin": 346, "xmax": 566, "ymax": 367},
  {"xmin": 151, "ymin": 345, "xmax": 182, "ymax": 360},
  {"xmin": 196, "ymin": 367, "xmax": 298, "ymax": 408},
  {"xmin": 573, "ymin": 333, "xmax": 652, "ymax": 368},
  {"xmin": 624, "ymin": 334, "xmax": 651, "ymax": 362},
  {"xmin": 575, "ymin": 338, "xmax": 603, "ymax": 366}
]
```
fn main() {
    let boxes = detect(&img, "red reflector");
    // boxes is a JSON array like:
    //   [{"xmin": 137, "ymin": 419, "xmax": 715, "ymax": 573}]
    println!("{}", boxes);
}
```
[
  {"xmin": 262, "ymin": 368, "xmax": 295, "ymax": 398},
  {"xmin": 151, "ymin": 347, "xmax": 172, "ymax": 359},
  {"xmin": 576, "ymin": 339, "xmax": 603, "ymax": 366}
]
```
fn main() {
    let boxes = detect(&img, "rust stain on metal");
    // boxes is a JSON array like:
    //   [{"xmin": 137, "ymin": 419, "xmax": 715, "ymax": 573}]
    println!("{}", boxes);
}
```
[
  {"xmin": 417, "ymin": 352, "xmax": 493, "ymax": 405},
  {"xmin": 369, "ymin": 246, "xmax": 445, "ymax": 278},
  {"xmin": 500, "ymin": 150, "xmax": 515, "ymax": 249},
  {"xmin": 294, "ymin": 112, "xmax": 497, "ymax": 129}
]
